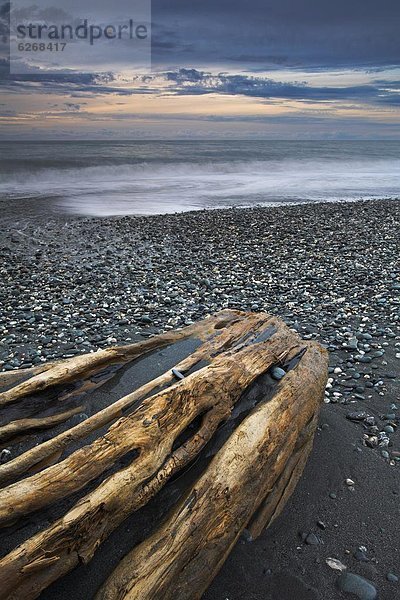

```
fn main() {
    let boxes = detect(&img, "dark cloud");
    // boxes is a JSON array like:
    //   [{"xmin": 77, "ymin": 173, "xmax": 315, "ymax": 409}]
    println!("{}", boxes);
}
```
[
  {"xmin": 3, "ymin": 0, "xmax": 398, "ymax": 75},
  {"xmin": 161, "ymin": 69, "xmax": 400, "ymax": 105},
  {"xmin": 152, "ymin": 0, "xmax": 400, "ymax": 69},
  {"xmin": 64, "ymin": 102, "xmax": 82, "ymax": 111},
  {"xmin": 2, "ymin": 67, "xmax": 399, "ymax": 108}
]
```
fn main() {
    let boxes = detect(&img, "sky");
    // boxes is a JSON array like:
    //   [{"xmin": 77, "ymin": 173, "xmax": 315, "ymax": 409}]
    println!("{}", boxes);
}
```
[{"xmin": 0, "ymin": 0, "xmax": 400, "ymax": 139}]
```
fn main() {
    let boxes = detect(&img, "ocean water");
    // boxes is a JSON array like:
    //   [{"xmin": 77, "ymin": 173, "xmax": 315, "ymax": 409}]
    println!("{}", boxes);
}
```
[{"xmin": 0, "ymin": 140, "xmax": 399, "ymax": 217}]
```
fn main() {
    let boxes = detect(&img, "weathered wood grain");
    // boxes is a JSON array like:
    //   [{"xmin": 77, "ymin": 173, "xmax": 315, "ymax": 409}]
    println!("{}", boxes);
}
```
[
  {"xmin": 0, "ymin": 311, "xmax": 270, "ymax": 486},
  {"xmin": 0, "ymin": 405, "xmax": 84, "ymax": 445},
  {"xmin": 95, "ymin": 343, "xmax": 327, "ymax": 600},
  {"xmin": 0, "ymin": 311, "xmax": 328, "ymax": 600},
  {"xmin": 247, "ymin": 413, "xmax": 319, "ymax": 540},
  {"xmin": 0, "ymin": 310, "xmax": 241, "ymax": 407},
  {"xmin": 0, "ymin": 319, "xmax": 288, "ymax": 527}
]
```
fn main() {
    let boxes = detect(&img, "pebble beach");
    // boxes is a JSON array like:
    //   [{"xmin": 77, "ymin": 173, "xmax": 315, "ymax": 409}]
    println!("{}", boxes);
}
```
[
  {"xmin": 1, "ymin": 199, "xmax": 399, "ymax": 367},
  {"xmin": 1, "ymin": 197, "xmax": 400, "ymax": 599}
]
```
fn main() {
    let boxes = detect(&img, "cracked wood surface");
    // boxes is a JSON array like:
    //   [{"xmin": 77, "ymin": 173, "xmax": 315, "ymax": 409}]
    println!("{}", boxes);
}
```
[
  {"xmin": 0, "ymin": 310, "xmax": 328, "ymax": 600},
  {"xmin": 0, "ymin": 310, "xmax": 241, "ymax": 407},
  {"xmin": 96, "ymin": 343, "xmax": 327, "ymax": 600},
  {"xmin": 0, "ymin": 311, "xmax": 269, "ymax": 486}
]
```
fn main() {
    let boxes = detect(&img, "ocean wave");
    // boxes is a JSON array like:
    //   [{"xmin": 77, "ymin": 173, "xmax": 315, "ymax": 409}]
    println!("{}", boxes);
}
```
[{"xmin": 1, "ymin": 157, "xmax": 399, "ymax": 216}]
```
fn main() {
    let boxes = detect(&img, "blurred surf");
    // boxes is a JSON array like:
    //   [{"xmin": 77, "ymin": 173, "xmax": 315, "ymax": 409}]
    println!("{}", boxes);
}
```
[{"xmin": 0, "ymin": 140, "xmax": 399, "ymax": 216}]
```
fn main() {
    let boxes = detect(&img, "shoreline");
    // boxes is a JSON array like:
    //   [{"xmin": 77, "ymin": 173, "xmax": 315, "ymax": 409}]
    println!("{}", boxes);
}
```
[
  {"xmin": 0, "ymin": 196, "xmax": 399, "ymax": 599},
  {"xmin": 1, "ymin": 194, "xmax": 400, "ymax": 224}
]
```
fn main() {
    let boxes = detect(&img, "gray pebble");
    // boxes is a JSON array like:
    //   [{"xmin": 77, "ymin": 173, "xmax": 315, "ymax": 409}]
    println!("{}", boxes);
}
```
[
  {"xmin": 353, "ymin": 549, "xmax": 369, "ymax": 562},
  {"xmin": 271, "ymin": 366, "xmax": 286, "ymax": 381},
  {"xmin": 337, "ymin": 572, "xmax": 377, "ymax": 600},
  {"xmin": 346, "ymin": 411, "xmax": 369, "ymax": 422},
  {"xmin": 0, "ymin": 449, "xmax": 12, "ymax": 464},
  {"xmin": 305, "ymin": 533, "xmax": 319, "ymax": 545},
  {"xmin": 383, "ymin": 425, "xmax": 395, "ymax": 434},
  {"xmin": 172, "ymin": 368, "xmax": 185, "ymax": 380},
  {"xmin": 140, "ymin": 316, "xmax": 153, "ymax": 324},
  {"xmin": 347, "ymin": 337, "xmax": 358, "ymax": 350},
  {"xmin": 69, "ymin": 413, "xmax": 89, "ymax": 426}
]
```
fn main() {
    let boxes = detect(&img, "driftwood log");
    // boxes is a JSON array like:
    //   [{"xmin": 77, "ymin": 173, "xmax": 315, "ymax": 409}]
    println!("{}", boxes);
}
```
[{"xmin": 0, "ymin": 310, "xmax": 328, "ymax": 600}]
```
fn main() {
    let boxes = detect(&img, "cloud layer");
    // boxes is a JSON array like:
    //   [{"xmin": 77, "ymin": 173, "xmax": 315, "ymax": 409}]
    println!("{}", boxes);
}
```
[
  {"xmin": 152, "ymin": 0, "xmax": 400, "ymax": 69},
  {"xmin": 2, "ymin": 67, "xmax": 400, "ymax": 108},
  {"xmin": 1, "ymin": 0, "xmax": 399, "ymax": 138}
]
